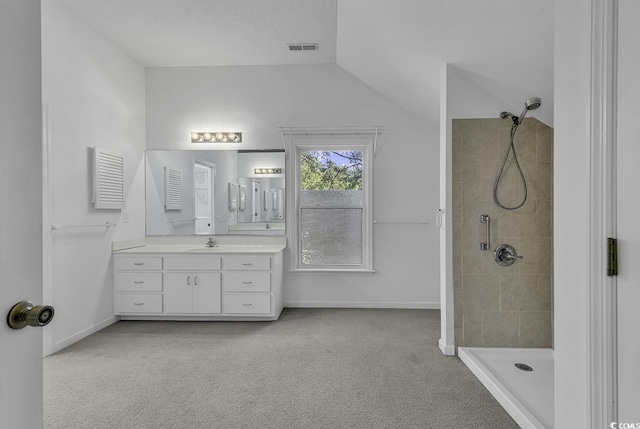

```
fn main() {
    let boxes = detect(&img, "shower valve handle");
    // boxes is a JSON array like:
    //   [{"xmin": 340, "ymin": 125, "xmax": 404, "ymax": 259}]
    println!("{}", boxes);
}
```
[
  {"xmin": 504, "ymin": 254, "xmax": 523, "ymax": 260},
  {"xmin": 494, "ymin": 244, "xmax": 523, "ymax": 266}
]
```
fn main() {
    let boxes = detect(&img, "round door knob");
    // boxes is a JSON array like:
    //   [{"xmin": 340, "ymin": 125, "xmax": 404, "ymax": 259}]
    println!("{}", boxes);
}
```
[{"xmin": 7, "ymin": 301, "xmax": 55, "ymax": 329}]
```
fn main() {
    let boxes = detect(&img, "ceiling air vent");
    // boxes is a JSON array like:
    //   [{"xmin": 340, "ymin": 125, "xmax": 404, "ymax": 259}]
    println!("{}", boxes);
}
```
[{"xmin": 288, "ymin": 43, "xmax": 318, "ymax": 51}]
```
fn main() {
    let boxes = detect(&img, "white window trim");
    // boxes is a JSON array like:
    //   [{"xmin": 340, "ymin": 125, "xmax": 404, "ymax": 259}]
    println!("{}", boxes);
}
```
[{"xmin": 284, "ymin": 135, "xmax": 374, "ymax": 273}]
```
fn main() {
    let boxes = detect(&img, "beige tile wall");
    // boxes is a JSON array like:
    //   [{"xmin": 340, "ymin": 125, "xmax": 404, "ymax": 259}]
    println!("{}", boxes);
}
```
[{"xmin": 452, "ymin": 118, "xmax": 554, "ymax": 348}]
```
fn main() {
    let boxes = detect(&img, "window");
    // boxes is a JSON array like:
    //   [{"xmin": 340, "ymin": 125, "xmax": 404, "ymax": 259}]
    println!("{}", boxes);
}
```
[{"xmin": 287, "ymin": 137, "xmax": 374, "ymax": 272}]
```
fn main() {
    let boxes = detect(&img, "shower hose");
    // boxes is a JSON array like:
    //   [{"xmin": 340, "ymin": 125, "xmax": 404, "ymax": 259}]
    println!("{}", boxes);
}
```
[{"xmin": 493, "ymin": 121, "xmax": 528, "ymax": 210}]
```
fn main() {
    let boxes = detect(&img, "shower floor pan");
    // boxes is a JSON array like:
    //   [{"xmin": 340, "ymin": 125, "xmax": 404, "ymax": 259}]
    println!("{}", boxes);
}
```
[{"xmin": 458, "ymin": 347, "xmax": 554, "ymax": 429}]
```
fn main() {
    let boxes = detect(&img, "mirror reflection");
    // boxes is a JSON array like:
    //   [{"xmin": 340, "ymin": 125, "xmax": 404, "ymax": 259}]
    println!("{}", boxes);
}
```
[{"xmin": 145, "ymin": 150, "xmax": 285, "ymax": 236}]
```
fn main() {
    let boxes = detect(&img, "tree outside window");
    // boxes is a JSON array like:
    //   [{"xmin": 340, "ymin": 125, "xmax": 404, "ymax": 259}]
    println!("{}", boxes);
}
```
[{"xmin": 299, "ymin": 150, "xmax": 365, "ymax": 266}]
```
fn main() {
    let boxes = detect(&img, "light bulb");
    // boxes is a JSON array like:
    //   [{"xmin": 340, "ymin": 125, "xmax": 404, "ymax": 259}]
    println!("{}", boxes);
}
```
[
  {"xmin": 191, "ymin": 132, "xmax": 200, "ymax": 141},
  {"xmin": 203, "ymin": 132, "xmax": 212, "ymax": 141}
]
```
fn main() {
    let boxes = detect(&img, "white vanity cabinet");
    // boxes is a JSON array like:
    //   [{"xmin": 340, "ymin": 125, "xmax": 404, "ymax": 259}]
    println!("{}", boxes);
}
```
[{"xmin": 113, "ymin": 246, "xmax": 284, "ymax": 321}]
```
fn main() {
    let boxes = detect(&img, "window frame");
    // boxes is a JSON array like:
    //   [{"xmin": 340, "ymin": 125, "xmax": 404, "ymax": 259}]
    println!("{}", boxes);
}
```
[{"xmin": 286, "ymin": 136, "xmax": 374, "ymax": 273}]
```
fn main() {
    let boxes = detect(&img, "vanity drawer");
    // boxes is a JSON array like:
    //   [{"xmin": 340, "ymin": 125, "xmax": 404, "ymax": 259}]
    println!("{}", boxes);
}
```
[
  {"xmin": 223, "ymin": 256, "xmax": 271, "ymax": 271},
  {"xmin": 224, "ymin": 294, "xmax": 271, "ymax": 314},
  {"xmin": 164, "ymin": 256, "xmax": 221, "ymax": 271},
  {"xmin": 116, "ymin": 294, "xmax": 163, "ymax": 313},
  {"xmin": 224, "ymin": 272, "xmax": 270, "ymax": 292},
  {"xmin": 117, "ymin": 272, "xmax": 162, "ymax": 292},
  {"xmin": 116, "ymin": 256, "xmax": 162, "ymax": 271}
]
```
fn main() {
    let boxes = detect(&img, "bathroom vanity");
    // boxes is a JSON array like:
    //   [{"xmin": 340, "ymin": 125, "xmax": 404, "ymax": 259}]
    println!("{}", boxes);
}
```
[{"xmin": 113, "ymin": 239, "xmax": 285, "ymax": 321}]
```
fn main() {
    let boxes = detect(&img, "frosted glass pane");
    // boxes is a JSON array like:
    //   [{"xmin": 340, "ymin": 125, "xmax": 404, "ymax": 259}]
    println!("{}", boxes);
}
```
[
  {"xmin": 301, "ymin": 190, "xmax": 363, "ymax": 207},
  {"xmin": 301, "ymin": 208, "xmax": 362, "ymax": 265}
]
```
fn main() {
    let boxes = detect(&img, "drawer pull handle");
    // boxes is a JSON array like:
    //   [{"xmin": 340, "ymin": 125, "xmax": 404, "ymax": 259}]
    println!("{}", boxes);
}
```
[
  {"xmin": 134, "ymin": 281, "xmax": 144, "ymax": 284},
  {"xmin": 187, "ymin": 276, "xmax": 191, "ymax": 285},
  {"xmin": 242, "ymin": 303, "xmax": 253, "ymax": 307},
  {"xmin": 194, "ymin": 276, "xmax": 198, "ymax": 286},
  {"xmin": 242, "ymin": 281, "xmax": 253, "ymax": 285},
  {"xmin": 134, "ymin": 302, "xmax": 144, "ymax": 306},
  {"xmin": 242, "ymin": 263, "xmax": 253, "ymax": 266},
  {"xmin": 134, "ymin": 262, "xmax": 144, "ymax": 266}
]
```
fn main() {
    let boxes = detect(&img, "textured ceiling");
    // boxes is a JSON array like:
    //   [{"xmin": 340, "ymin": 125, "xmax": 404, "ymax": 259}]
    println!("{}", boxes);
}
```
[
  {"xmin": 58, "ymin": 0, "xmax": 338, "ymax": 66},
  {"xmin": 58, "ymin": 0, "xmax": 554, "ymax": 125}
]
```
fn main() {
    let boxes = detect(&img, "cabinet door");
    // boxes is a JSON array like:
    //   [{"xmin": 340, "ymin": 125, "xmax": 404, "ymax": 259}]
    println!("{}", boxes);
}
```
[
  {"xmin": 164, "ymin": 273, "xmax": 193, "ymax": 314},
  {"xmin": 192, "ymin": 272, "xmax": 221, "ymax": 314}
]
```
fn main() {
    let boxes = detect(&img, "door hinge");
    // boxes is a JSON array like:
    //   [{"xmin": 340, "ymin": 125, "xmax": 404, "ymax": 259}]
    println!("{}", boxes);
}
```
[{"xmin": 607, "ymin": 237, "xmax": 618, "ymax": 276}]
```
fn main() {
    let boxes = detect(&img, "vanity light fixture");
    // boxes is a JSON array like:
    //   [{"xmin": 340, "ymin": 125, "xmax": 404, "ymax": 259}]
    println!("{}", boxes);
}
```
[
  {"xmin": 191, "ymin": 132, "xmax": 242, "ymax": 143},
  {"xmin": 254, "ymin": 168, "xmax": 283, "ymax": 175}
]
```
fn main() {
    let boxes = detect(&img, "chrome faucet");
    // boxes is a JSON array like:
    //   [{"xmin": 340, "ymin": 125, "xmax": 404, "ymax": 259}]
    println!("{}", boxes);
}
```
[
  {"xmin": 206, "ymin": 237, "xmax": 216, "ymax": 247},
  {"xmin": 265, "ymin": 223, "xmax": 271, "ymax": 230}
]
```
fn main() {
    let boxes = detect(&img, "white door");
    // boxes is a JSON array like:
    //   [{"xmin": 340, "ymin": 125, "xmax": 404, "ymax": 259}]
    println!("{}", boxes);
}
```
[
  {"xmin": 194, "ymin": 161, "xmax": 214, "ymax": 235},
  {"xmin": 0, "ymin": 1, "xmax": 44, "ymax": 427},
  {"xmin": 616, "ymin": 1, "xmax": 640, "ymax": 420}
]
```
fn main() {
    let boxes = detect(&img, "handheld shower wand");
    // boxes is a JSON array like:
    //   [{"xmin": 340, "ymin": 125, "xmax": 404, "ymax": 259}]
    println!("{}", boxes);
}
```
[
  {"xmin": 494, "ymin": 98, "xmax": 542, "ymax": 210},
  {"xmin": 499, "ymin": 97, "xmax": 541, "ymax": 126}
]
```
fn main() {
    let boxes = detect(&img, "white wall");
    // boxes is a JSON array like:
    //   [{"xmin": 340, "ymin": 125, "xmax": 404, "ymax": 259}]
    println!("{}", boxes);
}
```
[
  {"xmin": 444, "ymin": 65, "xmax": 525, "ymax": 120},
  {"xmin": 439, "ymin": 64, "xmax": 530, "ymax": 353},
  {"xmin": 337, "ymin": 0, "xmax": 554, "ymax": 128},
  {"xmin": 41, "ymin": 0, "xmax": 146, "ymax": 355},
  {"xmin": 146, "ymin": 64, "xmax": 441, "ymax": 308},
  {"xmin": 554, "ymin": 0, "xmax": 592, "ymax": 427}
]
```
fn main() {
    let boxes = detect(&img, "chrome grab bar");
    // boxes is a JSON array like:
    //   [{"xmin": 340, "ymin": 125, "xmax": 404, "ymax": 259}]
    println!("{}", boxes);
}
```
[{"xmin": 480, "ymin": 215, "xmax": 491, "ymax": 251}]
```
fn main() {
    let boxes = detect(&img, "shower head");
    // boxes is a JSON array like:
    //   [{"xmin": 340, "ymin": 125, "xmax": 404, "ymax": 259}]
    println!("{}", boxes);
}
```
[
  {"xmin": 500, "ymin": 97, "xmax": 542, "ymax": 125},
  {"xmin": 525, "ymin": 97, "xmax": 542, "ymax": 110}
]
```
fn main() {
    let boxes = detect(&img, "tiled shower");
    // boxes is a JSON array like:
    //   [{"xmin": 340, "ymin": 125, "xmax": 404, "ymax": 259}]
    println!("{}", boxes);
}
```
[{"xmin": 452, "ymin": 118, "xmax": 553, "ymax": 348}]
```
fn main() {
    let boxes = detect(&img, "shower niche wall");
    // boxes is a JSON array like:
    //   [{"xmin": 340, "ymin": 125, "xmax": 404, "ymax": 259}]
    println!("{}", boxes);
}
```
[{"xmin": 452, "ymin": 118, "xmax": 553, "ymax": 348}]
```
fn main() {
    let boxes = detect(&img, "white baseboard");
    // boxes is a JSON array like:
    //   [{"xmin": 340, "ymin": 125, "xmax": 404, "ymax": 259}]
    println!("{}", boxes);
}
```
[
  {"xmin": 284, "ymin": 301, "xmax": 440, "ymax": 309},
  {"xmin": 439, "ymin": 338, "xmax": 456, "ymax": 356},
  {"xmin": 45, "ymin": 316, "xmax": 119, "ymax": 357}
]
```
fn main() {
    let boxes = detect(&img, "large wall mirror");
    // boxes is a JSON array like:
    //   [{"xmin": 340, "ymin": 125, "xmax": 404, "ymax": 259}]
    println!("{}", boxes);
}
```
[{"xmin": 145, "ymin": 149, "xmax": 285, "ymax": 236}]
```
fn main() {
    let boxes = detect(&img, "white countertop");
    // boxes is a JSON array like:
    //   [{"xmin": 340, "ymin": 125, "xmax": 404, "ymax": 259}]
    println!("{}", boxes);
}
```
[{"xmin": 113, "ymin": 244, "xmax": 286, "ymax": 254}]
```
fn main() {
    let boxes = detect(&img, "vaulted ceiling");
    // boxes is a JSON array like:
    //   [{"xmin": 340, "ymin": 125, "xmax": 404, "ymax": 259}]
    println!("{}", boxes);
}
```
[{"xmin": 58, "ymin": 0, "xmax": 554, "ymax": 126}]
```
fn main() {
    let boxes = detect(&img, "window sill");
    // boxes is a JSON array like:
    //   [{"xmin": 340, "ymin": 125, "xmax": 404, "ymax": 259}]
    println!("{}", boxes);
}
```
[{"xmin": 288, "ymin": 268, "xmax": 376, "ymax": 275}]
